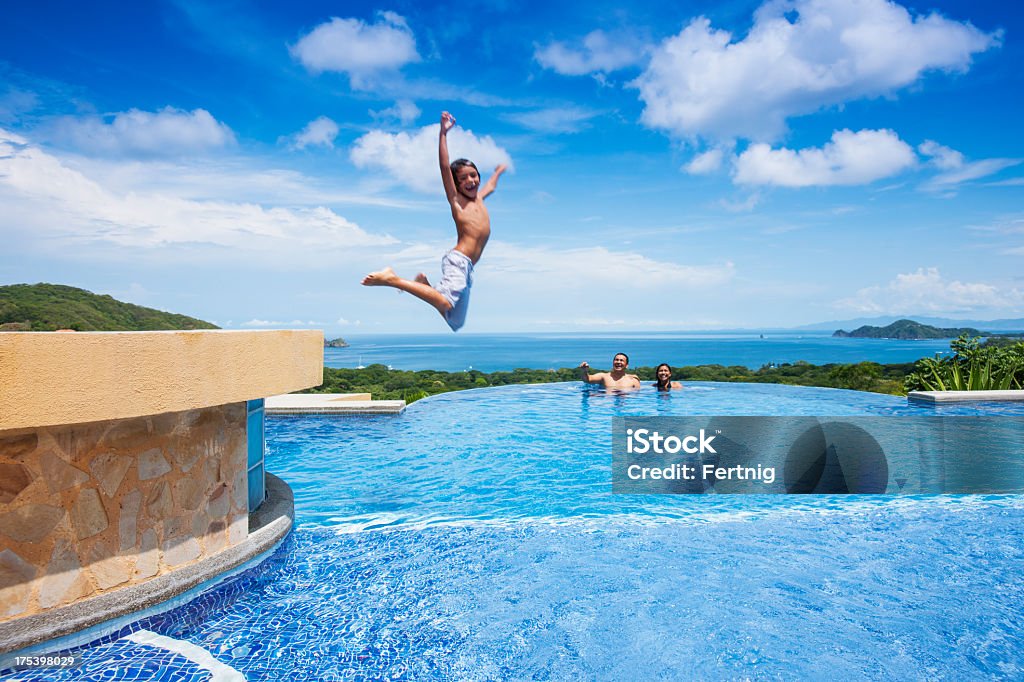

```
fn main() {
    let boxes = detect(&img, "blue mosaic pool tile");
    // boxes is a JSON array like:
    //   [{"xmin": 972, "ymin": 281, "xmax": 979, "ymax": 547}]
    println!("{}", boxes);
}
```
[
  {"xmin": 7, "ymin": 504, "xmax": 1024, "ymax": 679},
  {"xmin": 1, "ymin": 639, "xmax": 212, "ymax": 682}
]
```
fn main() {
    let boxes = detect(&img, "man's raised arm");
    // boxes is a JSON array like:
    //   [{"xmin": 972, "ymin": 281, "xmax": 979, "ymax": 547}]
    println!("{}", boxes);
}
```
[
  {"xmin": 578, "ymin": 361, "xmax": 601, "ymax": 384},
  {"xmin": 439, "ymin": 111, "xmax": 457, "ymax": 203}
]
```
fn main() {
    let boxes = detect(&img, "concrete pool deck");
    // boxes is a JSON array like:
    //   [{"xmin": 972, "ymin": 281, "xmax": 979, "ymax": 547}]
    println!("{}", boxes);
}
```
[{"xmin": 265, "ymin": 393, "xmax": 406, "ymax": 415}]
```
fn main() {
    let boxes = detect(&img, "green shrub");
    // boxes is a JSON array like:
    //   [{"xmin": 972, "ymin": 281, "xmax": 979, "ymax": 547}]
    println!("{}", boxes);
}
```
[
  {"xmin": 904, "ymin": 335, "xmax": 1024, "ymax": 392},
  {"xmin": 829, "ymin": 362, "xmax": 883, "ymax": 392},
  {"xmin": 304, "ymin": 358, "xmax": 925, "ymax": 402}
]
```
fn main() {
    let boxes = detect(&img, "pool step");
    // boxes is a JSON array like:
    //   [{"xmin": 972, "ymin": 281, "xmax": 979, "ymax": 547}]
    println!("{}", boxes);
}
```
[
  {"xmin": 265, "ymin": 393, "xmax": 406, "ymax": 415},
  {"xmin": 908, "ymin": 389, "xmax": 1024, "ymax": 403}
]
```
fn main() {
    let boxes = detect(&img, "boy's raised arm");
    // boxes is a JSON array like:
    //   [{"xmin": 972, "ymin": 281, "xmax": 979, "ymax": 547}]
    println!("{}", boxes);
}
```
[
  {"xmin": 480, "ymin": 164, "xmax": 507, "ymax": 200},
  {"xmin": 439, "ymin": 111, "xmax": 457, "ymax": 204}
]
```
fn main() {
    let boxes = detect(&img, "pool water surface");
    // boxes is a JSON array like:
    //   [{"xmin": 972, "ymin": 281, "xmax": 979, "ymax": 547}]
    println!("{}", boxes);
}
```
[{"xmin": 5, "ymin": 383, "xmax": 1024, "ymax": 680}]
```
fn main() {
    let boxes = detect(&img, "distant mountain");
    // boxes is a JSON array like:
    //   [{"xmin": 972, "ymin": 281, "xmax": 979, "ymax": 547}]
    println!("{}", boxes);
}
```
[
  {"xmin": 0, "ymin": 283, "xmax": 218, "ymax": 331},
  {"xmin": 798, "ymin": 315, "xmax": 1024, "ymax": 333},
  {"xmin": 833, "ymin": 319, "xmax": 983, "ymax": 340},
  {"xmin": 325, "ymin": 337, "xmax": 349, "ymax": 348}
]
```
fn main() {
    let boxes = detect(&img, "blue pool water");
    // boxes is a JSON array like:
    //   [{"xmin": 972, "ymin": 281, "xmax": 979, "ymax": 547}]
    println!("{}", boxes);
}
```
[{"xmin": 6, "ymin": 383, "xmax": 1024, "ymax": 680}]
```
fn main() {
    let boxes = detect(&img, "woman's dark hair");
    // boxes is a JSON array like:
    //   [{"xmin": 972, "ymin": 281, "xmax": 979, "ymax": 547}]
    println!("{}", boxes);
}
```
[
  {"xmin": 655, "ymin": 363, "xmax": 672, "ymax": 390},
  {"xmin": 450, "ymin": 158, "xmax": 478, "ymax": 178}
]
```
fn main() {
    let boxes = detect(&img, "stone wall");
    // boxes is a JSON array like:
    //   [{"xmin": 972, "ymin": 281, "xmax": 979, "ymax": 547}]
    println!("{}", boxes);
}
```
[{"xmin": 0, "ymin": 403, "xmax": 249, "ymax": 622}]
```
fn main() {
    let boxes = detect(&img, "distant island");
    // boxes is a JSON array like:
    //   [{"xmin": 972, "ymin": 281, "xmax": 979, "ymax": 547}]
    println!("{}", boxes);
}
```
[
  {"xmin": 797, "ymin": 315, "xmax": 1024, "ymax": 332},
  {"xmin": 325, "ymin": 337, "xmax": 349, "ymax": 348},
  {"xmin": 833, "ymin": 319, "xmax": 983, "ymax": 340},
  {"xmin": 0, "ymin": 283, "xmax": 218, "ymax": 331}
]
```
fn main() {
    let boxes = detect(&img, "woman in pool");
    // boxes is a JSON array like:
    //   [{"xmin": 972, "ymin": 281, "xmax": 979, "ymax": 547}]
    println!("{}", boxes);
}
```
[{"xmin": 654, "ymin": 363, "xmax": 683, "ymax": 391}]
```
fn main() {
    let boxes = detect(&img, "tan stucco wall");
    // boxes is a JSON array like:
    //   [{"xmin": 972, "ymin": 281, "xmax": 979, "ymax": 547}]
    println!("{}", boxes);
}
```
[
  {"xmin": 0, "ymin": 330, "xmax": 323, "ymax": 431},
  {"xmin": 0, "ymin": 404, "xmax": 249, "ymax": 622}
]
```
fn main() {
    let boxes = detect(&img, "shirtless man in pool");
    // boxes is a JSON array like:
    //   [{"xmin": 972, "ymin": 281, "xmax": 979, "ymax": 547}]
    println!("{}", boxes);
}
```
[{"xmin": 578, "ymin": 353, "xmax": 641, "ymax": 389}]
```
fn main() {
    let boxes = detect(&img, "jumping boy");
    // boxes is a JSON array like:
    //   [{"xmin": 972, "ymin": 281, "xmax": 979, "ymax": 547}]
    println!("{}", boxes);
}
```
[{"xmin": 362, "ymin": 111, "xmax": 507, "ymax": 331}]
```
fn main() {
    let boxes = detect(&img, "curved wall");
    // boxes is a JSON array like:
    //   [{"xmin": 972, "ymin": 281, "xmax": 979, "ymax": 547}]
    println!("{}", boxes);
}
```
[
  {"xmin": 0, "ymin": 330, "xmax": 321, "ymax": 639},
  {"xmin": 0, "ymin": 404, "xmax": 249, "ymax": 622}
]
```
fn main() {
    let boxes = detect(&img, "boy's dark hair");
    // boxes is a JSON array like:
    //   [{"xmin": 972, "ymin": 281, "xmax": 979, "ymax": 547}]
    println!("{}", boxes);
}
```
[{"xmin": 450, "ymin": 158, "xmax": 478, "ymax": 178}]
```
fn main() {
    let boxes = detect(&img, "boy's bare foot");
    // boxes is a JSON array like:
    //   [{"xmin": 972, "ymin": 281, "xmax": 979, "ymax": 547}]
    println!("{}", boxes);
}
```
[
  {"xmin": 414, "ymin": 273, "xmax": 430, "ymax": 286},
  {"xmin": 362, "ymin": 267, "xmax": 398, "ymax": 286}
]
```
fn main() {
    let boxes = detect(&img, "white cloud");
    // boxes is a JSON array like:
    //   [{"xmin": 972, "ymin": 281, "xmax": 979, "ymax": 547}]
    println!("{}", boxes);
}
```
[
  {"xmin": 720, "ymin": 193, "xmax": 761, "ymax": 213},
  {"xmin": 290, "ymin": 12, "xmax": 420, "ymax": 88},
  {"xmin": 968, "ymin": 215, "xmax": 1024, "ymax": 256},
  {"xmin": 918, "ymin": 140, "xmax": 1021, "ymax": 190},
  {"xmin": 314, "ymin": 237, "xmax": 736, "ymax": 333},
  {"xmin": 535, "ymin": 30, "xmax": 645, "ymax": 76},
  {"xmin": 350, "ymin": 123, "xmax": 513, "ymax": 193},
  {"xmin": 370, "ymin": 99, "xmax": 421, "ymax": 125},
  {"xmin": 930, "ymin": 158, "xmax": 1023, "ymax": 188},
  {"xmin": 0, "ymin": 87, "xmax": 38, "ymax": 123},
  {"xmin": 356, "ymin": 238, "xmax": 734, "ymax": 304},
  {"xmin": 503, "ymin": 106, "xmax": 600, "ymax": 134},
  {"xmin": 982, "ymin": 216, "xmax": 1024, "ymax": 236},
  {"xmin": 733, "ymin": 129, "xmax": 916, "ymax": 187},
  {"xmin": 483, "ymin": 241, "xmax": 735, "ymax": 290},
  {"xmin": 918, "ymin": 140, "xmax": 963, "ymax": 170},
  {"xmin": 433, "ymin": 242, "xmax": 739, "ymax": 331},
  {"xmin": 242, "ymin": 319, "xmax": 319, "ymax": 327},
  {"xmin": 0, "ymin": 128, "xmax": 395, "ymax": 262},
  {"xmin": 631, "ymin": 0, "xmax": 999, "ymax": 142},
  {"xmin": 684, "ymin": 149, "xmax": 724, "ymax": 175},
  {"xmin": 835, "ymin": 268, "xmax": 1024, "ymax": 314},
  {"xmin": 64, "ymin": 156, "xmax": 432, "ymax": 210},
  {"xmin": 48, "ymin": 107, "xmax": 235, "ymax": 156},
  {"xmin": 286, "ymin": 116, "xmax": 339, "ymax": 149}
]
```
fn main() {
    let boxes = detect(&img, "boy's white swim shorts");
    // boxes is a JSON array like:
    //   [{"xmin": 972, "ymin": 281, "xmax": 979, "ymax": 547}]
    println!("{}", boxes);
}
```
[{"xmin": 436, "ymin": 249, "xmax": 474, "ymax": 331}]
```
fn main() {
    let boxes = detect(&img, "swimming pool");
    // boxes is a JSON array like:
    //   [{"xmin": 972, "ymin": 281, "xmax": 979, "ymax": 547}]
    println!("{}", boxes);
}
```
[{"xmin": 6, "ymin": 382, "xmax": 1024, "ymax": 680}]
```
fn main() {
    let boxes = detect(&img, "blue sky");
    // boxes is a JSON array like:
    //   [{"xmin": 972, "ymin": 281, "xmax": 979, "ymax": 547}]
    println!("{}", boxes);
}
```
[{"xmin": 1, "ymin": 0, "xmax": 1022, "ymax": 333}]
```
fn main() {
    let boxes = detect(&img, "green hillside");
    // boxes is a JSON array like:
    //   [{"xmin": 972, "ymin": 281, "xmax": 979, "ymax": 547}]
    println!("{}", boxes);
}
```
[
  {"xmin": 0, "ymin": 283, "xmax": 219, "ymax": 331},
  {"xmin": 833, "ymin": 318, "xmax": 983, "ymax": 340}
]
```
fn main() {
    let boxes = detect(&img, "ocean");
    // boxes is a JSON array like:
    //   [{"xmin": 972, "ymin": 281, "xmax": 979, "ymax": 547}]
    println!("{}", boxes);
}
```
[{"xmin": 323, "ymin": 331, "xmax": 954, "ymax": 372}]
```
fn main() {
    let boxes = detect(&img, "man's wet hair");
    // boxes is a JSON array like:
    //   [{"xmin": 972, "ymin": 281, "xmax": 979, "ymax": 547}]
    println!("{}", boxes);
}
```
[
  {"xmin": 450, "ymin": 158, "xmax": 478, "ymax": 179},
  {"xmin": 614, "ymin": 352, "xmax": 629, "ymax": 364}
]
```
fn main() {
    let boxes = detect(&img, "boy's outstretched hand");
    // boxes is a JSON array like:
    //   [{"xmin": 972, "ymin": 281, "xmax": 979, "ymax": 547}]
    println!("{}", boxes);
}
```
[{"xmin": 440, "ymin": 111, "xmax": 456, "ymax": 134}]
